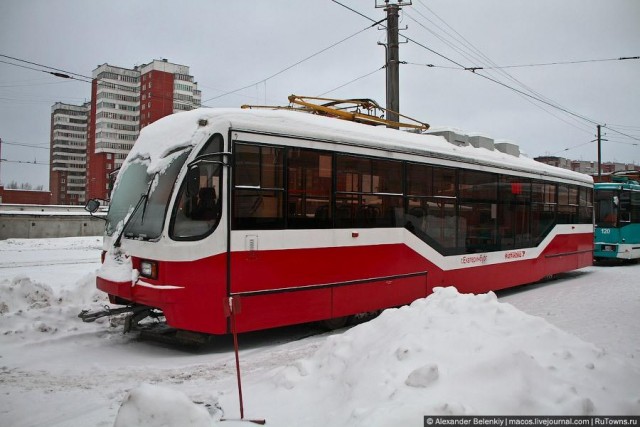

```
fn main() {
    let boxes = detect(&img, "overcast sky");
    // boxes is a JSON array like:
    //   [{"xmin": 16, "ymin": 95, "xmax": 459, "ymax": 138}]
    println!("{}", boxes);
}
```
[{"xmin": 1, "ymin": 0, "xmax": 638, "ymax": 189}]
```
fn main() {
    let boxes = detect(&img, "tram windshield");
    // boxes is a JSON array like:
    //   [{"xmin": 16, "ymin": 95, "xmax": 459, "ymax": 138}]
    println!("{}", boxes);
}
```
[
  {"xmin": 595, "ymin": 189, "xmax": 617, "ymax": 227},
  {"xmin": 106, "ymin": 147, "xmax": 192, "ymax": 240}
]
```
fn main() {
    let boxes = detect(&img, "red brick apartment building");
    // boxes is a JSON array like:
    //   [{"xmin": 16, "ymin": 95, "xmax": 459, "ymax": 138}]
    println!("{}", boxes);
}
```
[{"xmin": 49, "ymin": 59, "xmax": 201, "ymax": 204}]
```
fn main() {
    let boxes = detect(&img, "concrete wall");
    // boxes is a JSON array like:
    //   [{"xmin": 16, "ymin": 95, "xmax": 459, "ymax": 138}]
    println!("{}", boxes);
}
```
[{"xmin": 0, "ymin": 205, "xmax": 106, "ymax": 239}]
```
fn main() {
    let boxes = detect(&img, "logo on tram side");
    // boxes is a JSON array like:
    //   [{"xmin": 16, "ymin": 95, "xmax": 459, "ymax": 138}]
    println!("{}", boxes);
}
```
[
  {"xmin": 461, "ymin": 254, "xmax": 488, "ymax": 265},
  {"xmin": 504, "ymin": 250, "xmax": 526, "ymax": 260}
]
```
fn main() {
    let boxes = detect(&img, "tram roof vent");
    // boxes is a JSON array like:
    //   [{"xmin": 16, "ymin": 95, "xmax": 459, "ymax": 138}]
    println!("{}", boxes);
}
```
[
  {"xmin": 494, "ymin": 142, "xmax": 520, "ymax": 157},
  {"xmin": 469, "ymin": 135, "xmax": 495, "ymax": 151},
  {"xmin": 425, "ymin": 130, "xmax": 469, "ymax": 147}
]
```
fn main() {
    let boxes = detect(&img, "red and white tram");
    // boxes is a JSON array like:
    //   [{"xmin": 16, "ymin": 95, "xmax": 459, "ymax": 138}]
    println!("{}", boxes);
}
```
[{"xmin": 85, "ymin": 108, "xmax": 593, "ymax": 335}]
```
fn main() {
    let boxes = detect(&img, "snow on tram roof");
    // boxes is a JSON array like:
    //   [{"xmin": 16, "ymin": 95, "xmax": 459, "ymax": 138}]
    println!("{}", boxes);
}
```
[{"xmin": 130, "ymin": 108, "xmax": 592, "ymax": 185}]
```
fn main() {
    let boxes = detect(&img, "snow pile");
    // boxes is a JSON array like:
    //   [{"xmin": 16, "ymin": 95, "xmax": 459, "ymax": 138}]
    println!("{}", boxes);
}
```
[
  {"xmin": 0, "ymin": 275, "xmax": 54, "ymax": 314},
  {"xmin": 114, "ymin": 384, "xmax": 212, "ymax": 427},
  {"xmin": 0, "ymin": 272, "xmax": 106, "ymax": 337},
  {"xmin": 112, "ymin": 287, "xmax": 640, "ymax": 427},
  {"xmin": 256, "ymin": 287, "xmax": 640, "ymax": 425}
]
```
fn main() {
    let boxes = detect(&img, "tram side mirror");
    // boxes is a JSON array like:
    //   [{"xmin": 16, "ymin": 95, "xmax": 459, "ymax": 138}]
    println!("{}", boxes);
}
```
[
  {"xmin": 185, "ymin": 164, "xmax": 200, "ymax": 197},
  {"xmin": 85, "ymin": 199, "xmax": 100, "ymax": 213}
]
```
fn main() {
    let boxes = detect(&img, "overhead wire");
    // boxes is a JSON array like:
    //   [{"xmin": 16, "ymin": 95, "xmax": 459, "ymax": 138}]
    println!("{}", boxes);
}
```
[
  {"xmin": 1, "ymin": 140, "xmax": 50, "ymax": 150},
  {"xmin": 408, "ymin": 2, "xmax": 597, "ymax": 136},
  {"xmin": 331, "ymin": 0, "xmax": 640, "ymax": 151},
  {"xmin": 1, "ymin": 55, "xmax": 202, "ymax": 110},
  {"xmin": 202, "ymin": 19, "xmax": 384, "ymax": 103},
  {"xmin": 317, "ymin": 66, "xmax": 384, "ymax": 97},
  {"xmin": 0, "ymin": 159, "xmax": 50, "ymax": 166}
]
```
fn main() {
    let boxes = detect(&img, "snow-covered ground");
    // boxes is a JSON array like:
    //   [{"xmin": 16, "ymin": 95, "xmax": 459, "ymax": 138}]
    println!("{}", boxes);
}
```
[{"xmin": 0, "ymin": 237, "xmax": 638, "ymax": 426}]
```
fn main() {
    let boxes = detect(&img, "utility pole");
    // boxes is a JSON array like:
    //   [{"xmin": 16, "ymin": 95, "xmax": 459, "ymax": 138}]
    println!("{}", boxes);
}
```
[
  {"xmin": 377, "ymin": 0, "xmax": 411, "ymax": 128},
  {"xmin": 597, "ymin": 124, "xmax": 602, "ymax": 179}
]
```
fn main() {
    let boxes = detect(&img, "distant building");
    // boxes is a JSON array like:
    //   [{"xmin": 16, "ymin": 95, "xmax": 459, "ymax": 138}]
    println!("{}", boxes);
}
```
[
  {"xmin": 534, "ymin": 156, "xmax": 639, "ymax": 176},
  {"xmin": 533, "ymin": 156, "xmax": 572, "ymax": 170},
  {"xmin": 85, "ymin": 59, "xmax": 201, "ymax": 201},
  {"xmin": 0, "ymin": 186, "xmax": 52, "ymax": 205},
  {"xmin": 50, "ymin": 102, "xmax": 90, "ymax": 205}
]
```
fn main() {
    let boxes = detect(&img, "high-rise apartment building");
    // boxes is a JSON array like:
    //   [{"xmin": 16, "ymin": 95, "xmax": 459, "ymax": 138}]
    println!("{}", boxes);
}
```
[
  {"xmin": 139, "ymin": 59, "xmax": 202, "ymax": 128},
  {"xmin": 86, "ymin": 64, "xmax": 139, "ymax": 201},
  {"xmin": 85, "ymin": 59, "xmax": 201, "ymax": 201},
  {"xmin": 50, "ymin": 102, "xmax": 90, "ymax": 205}
]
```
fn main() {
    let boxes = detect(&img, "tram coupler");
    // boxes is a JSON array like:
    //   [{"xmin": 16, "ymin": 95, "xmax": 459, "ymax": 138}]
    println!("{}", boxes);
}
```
[
  {"xmin": 78, "ymin": 304, "xmax": 159, "ymax": 333},
  {"xmin": 78, "ymin": 305, "xmax": 142, "ymax": 323}
]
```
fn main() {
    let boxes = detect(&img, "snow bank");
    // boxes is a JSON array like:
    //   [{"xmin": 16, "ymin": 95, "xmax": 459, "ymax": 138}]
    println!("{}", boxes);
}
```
[
  {"xmin": 114, "ymin": 384, "xmax": 212, "ymax": 427},
  {"xmin": 257, "ymin": 287, "xmax": 640, "ymax": 426},
  {"xmin": 111, "ymin": 287, "xmax": 640, "ymax": 427},
  {"xmin": 0, "ymin": 272, "xmax": 106, "ymax": 337}
]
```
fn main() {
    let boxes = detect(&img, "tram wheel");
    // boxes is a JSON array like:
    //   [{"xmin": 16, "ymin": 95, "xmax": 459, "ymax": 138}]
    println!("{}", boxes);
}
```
[{"xmin": 319, "ymin": 316, "xmax": 349, "ymax": 330}]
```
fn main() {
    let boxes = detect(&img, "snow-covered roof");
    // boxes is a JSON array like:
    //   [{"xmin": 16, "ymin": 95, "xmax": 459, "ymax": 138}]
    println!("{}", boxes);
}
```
[{"xmin": 128, "ymin": 108, "xmax": 592, "ymax": 185}]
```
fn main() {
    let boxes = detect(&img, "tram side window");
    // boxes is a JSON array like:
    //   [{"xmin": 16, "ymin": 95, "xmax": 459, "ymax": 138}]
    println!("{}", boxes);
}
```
[
  {"xmin": 170, "ymin": 134, "xmax": 224, "ymax": 240},
  {"xmin": 595, "ymin": 189, "xmax": 616, "ymax": 227},
  {"xmin": 619, "ymin": 191, "xmax": 640, "ymax": 223},
  {"xmin": 630, "ymin": 192, "xmax": 640, "ymax": 223},
  {"xmin": 531, "ymin": 181, "xmax": 557, "ymax": 244},
  {"xmin": 459, "ymin": 170, "xmax": 498, "ymax": 253},
  {"xmin": 335, "ymin": 154, "xmax": 403, "ymax": 228},
  {"xmin": 233, "ymin": 144, "xmax": 284, "ymax": 229},
  {"xmin": 578, "ymin": 187, "xmax": 594, "ymax": 224},
  {"xmin": 557, "ymin": 184, "xmax": 579, "ymax": 224},
  {"xmin": 498, "ymin": 176, "xmax": 531, "ymax": 249},
  {"xmin": 287, "ymin": 148, "xmax": 332, "ymax": 228},
  {"xmin": 405, "ymin": 163, "xmax": 458, "ymax": 254}
]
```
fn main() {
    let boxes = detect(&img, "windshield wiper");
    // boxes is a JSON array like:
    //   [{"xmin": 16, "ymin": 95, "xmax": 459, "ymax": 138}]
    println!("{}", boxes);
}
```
[
  {"xmin": 113, "ymin": 175, "xmax": 156, "ymax": 247},
  {"xmin": 139, "ymin": 173, "xmax": 158, "ymax": 225},
  {"xmin": 113, "ymin": 193, "xmax": 148, "ymax": 248}
]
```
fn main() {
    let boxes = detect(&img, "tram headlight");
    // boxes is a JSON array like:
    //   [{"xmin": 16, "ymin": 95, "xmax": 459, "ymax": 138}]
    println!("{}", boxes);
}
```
[{"xmin": 140, "ymin": 260, "xmax": 158, "ymax": 280}]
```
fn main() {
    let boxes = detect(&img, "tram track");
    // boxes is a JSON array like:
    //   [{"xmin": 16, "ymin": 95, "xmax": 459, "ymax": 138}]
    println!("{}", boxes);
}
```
[{"xmin": 0, "ymin": 258, "xmax": 99, "ymax": 269}]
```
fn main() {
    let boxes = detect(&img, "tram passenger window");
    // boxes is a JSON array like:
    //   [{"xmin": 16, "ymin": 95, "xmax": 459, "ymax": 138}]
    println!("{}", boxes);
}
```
[
  {"xmin": 531, "ymin": 202, "xmax": 556, "ymax": 245},
  {"xmin": 458, "ymin": 171, "xmax": 497, "ymax": 253},
  {"xmin": 530, "ymin": 180, "xmax": 557, "ymax": 244},
  {"xmin": 406, "ymin": 163, "xmax": 432, "ymax": 196},
  {"xmin": 407, "ymin": 163, "xmax": 456, "ymax": 197},
  {"xmin": 557, "ymin": 184, "xmax": 569, "ymax": 205},
  {"xmin": 459, "ymin": 170, "xmax": 498, "ymax": 201},
  {"xmin": 499, "ymin": 176, "xmax": 531, "ymax": 203},
  {"xmin": 234, "ymin": 145, "xmax": 260, "ymax": 187},
  {"xmin": 578, "ymin": 187, "xmax": 594, "ymax": 224},
  {"xmin": 498, "ymin": 176, "xmax": 531, "ymax": 249},
  {"xmin": 595, "ymin": 190, "xmax": 616, "ymax": 227},
  {"xmin": 234, "ymin": 189, "xmax": 283, "ymax": 229},
  {"xmin": 619, "ymin": 192, "xmax": 632, "ymax": 223},
  {"xmin": 433, "ymin": 167, "xmax": 456, "ymax": 197},
  {"xmin": 372, "ymin": 159, "xmax": 402, "ymax": 193},
  {"xmin": 287, "ymin": 149, "xmax": 332, "ymax": 228},
  {"xmin": 233, "ymin": 143, "xmax": 284, "ymax": 230},
  {"xmin": 404, "ymin": 197, "xmax": 459, "ymax": 255},
  {"xmin": 630, "ymin": 192, "xmax": 640, "ymax": 223},
  {"xmin": 498, "ymin": 203, "xmax": 530, "ymax": 249},
  {"xmin": 459, "ymin": 202, "xmax": 497, "ymax": 253},
  {"xmin": 335, "ymin": 154, "xmax": 403, "ymax": 228},
  {"xmin": 532, "ymin": 181, "xmax": 556, "ymax": 204},
  {"xmin": 336, "ymin": 155, "xmax": 371, "ymax": 193},
  {"xmin": 557, "ymin": 184, "xmax": 578, "ymax": 224}
]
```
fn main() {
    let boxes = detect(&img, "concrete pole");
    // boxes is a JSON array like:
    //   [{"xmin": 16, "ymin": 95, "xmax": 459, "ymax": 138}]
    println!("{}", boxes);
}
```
[
  {"xmin": 385, "ymin": 3, "xmax": 400, "ymax": 127},
  {"xmin": 597, "ymin": 124, "xmax": 602, "ymax": 179}
]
